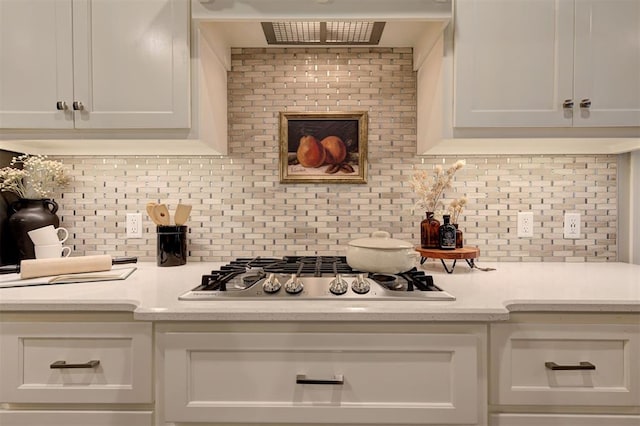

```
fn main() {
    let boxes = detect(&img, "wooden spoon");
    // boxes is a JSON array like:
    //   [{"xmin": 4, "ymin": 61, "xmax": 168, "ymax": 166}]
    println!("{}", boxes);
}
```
[
  {"xmin": 146, "ymin": 202, "xmax": 159, "ymax": 225},
  {"xmin": 152, "ymin": 204, "xmax": 171, "ymax": 226},
  {"xmin": 174, "ymin": 204, "xmax": 192, "ymax": 226}
]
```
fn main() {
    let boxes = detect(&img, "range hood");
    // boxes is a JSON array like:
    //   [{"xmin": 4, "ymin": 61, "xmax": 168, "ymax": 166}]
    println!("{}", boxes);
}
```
[
  {"xmin": 261, "ymin": 21, "xmax": 386, "ymax": 45},
  {"xmin": 192, "ymin": 0, "xmax": 452, "ymax": 48}
]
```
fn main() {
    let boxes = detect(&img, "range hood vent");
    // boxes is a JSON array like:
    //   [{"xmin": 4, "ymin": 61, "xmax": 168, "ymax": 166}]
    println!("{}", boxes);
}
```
[{"xmin": 261, "ymin": 21, "xmax": 385, "ymax": 45}]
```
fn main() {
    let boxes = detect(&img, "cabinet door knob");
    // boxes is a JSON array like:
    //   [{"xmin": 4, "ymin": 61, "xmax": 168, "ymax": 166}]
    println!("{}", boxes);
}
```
[
  {"xmin": 545, "ymin": 361, "xmax": 595, "ymax": 371},
  {"xmin": 50, "ymin": 360, "xmax": 100, "ymax": 369},
  {"xmin": 56, "ymin": 101, "xmax": 68, "ymax": 111},
  {"xmin": 72, "ymin": 101, "xmax": 84, "ymax": 110},
  {"xmin": 562, "ymin": 99, "xmax": 574, "ymax": 109},
  {"xmin": 580, "ymin": 98, "xmax": 592, "ymax": 108}
]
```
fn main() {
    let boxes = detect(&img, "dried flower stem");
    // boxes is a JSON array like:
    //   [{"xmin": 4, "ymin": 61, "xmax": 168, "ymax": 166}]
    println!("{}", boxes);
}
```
[
  {"xmin": 409, "ymin": 160, "xmax": 465, "ymax": 214},
  {"xmin": 448, "ymin": 197, "xmax": 468, "ymax": 224}
]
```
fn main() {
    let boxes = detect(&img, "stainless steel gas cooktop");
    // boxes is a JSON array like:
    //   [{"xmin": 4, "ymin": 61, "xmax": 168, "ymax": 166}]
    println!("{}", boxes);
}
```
[{"xmin": 179, "ymin": 256, "xmax": 455, "ymax": 301}]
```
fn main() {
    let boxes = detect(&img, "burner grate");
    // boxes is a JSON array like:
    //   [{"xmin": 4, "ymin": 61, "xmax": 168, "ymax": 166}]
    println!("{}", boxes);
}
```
[{"xmin": 264, "ymin": 256, "xmax": 355, "ymax": 276}]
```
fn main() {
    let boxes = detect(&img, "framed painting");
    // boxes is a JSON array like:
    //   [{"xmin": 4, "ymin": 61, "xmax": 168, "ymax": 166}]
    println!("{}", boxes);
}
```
[{"xmin": 279, "ymin": 111, "xmax": 368, "ymax": 184}]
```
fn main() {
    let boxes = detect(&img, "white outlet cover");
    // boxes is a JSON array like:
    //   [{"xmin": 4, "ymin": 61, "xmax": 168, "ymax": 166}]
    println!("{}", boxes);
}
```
[
  {"xmin": 517, "ymin": 212, "xmax": 534, "ymax": 238},
  {"xmin": 126, "ymin": 213, "xmax": 143, "ymax": 238},
  {"xmin": 564, "ymin": 212, "xmax": 581, "ymax": 239}
]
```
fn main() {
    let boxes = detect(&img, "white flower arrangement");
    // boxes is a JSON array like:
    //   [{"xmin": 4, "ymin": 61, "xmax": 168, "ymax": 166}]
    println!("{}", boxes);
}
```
[
  {"xmin": 409, "ymin": 160, "xmax": 465, "ymax": 214},
  {"xmin": 0, "ymin": 154, "xmax": 70, "ymax": 199}
]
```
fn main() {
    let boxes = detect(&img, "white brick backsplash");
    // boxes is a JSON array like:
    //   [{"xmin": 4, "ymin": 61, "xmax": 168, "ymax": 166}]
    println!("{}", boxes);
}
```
[{"xmin": 47, "ymin": 48, "xmax": 617, "ymax": 263}]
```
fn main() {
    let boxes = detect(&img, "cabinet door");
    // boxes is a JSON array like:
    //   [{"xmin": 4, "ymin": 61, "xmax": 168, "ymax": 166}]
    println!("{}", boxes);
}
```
[
  {"xmin": 72, "ymin": 0, "xmax": 190, "ymax": 129},
  {"xmin": 163, "ymin": 332, "xmax": 480, "ymax": 425},
  {"xmin": 0, "ymin": 0, "xmax": 74, "ymax": 129},
  {"xmin": 490, "ymin": 323, "xmax": 640, "ymax": 406},
  {"xmin": 454, "ymin": 0, "xmax": 575, "ymax": 127},
  {"xmin": 0, "ymin": 322, "xmax": 152, "ymax": 404},
  {"xmin": 573, "ymin": 0, "xmax": 640, "ymax": 127}
]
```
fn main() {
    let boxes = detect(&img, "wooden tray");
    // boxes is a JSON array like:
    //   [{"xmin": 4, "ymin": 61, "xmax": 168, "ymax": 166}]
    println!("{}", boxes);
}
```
[
  {"xmin": 415, "ymin": 246, "xmax": 480, "ymax": 273},
  {"xmin": 415, "ymin": 246, "xmax": 480, "ymax": 260}
]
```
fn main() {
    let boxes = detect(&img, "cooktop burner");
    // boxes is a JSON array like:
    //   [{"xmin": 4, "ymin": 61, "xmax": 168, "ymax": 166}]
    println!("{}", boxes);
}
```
[{"xmin": 179, "ymin": 256, "xmax": 455, "ymax": 301}]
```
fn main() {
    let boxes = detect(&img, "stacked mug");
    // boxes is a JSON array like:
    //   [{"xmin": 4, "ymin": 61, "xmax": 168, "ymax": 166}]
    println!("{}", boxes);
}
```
[{"xmin": 27, "ymin": 225, "xmax": 72, "ymax": 259}]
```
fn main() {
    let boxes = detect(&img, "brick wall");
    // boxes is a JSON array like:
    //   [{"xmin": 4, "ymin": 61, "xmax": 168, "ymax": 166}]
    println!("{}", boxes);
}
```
[{"xmin": 54, "ymin": 48, "xmax": 618, "ymax": 263}]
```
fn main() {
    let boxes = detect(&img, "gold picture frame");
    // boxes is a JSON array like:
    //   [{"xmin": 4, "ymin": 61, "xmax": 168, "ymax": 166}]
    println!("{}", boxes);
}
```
[{"xmin": 279, "ymin": 111, "xmax": 368, "ymax": 184}]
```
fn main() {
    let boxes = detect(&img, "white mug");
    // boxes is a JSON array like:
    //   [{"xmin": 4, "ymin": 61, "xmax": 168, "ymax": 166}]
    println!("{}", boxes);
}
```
[
  {"xmin": 28, "ymin": 225, "xmax": 69, "ymax": 245},
  {"xmin": 34, "ymin": 243, "xmax": 72, "ymax": 259}
]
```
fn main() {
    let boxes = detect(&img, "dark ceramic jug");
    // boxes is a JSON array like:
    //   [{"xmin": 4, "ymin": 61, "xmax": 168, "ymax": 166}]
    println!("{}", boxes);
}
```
[
  {"xmin": 8, "ymin": 198, "xmax": 60, "ymax": 260},
  {"xmin": 0, "ymin": 192, "xmax": 19, "ymax": 265}
]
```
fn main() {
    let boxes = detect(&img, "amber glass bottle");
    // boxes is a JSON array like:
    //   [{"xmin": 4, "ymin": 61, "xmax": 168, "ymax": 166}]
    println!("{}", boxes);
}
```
[
  {"xmin": 454, "ymin": 223, "xmax": 463, "ymax": 248},
  {"xmin": 420, "ymin": 212, "xmax": 440, "ymax": 249}
]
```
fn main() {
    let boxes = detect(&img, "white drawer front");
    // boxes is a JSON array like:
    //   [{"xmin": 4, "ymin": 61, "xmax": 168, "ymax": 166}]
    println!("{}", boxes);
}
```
[
  {"xmin": 163, "ymin": 332, "xmax": 480, "ymax": 424},
  {"xmin": 490, "ymin": 323, "xmax": 640, "ymax": 406},
  {"xmin": 0, "ymin": 410, "xmax": 152, "ymax": 426},
  {"xmin": 0, "ymin": 322, "xmax": 152, "ymax": 404},
  {"xmin": 490, "ymin": 413, "xmax": 640, "ymax": 426}
]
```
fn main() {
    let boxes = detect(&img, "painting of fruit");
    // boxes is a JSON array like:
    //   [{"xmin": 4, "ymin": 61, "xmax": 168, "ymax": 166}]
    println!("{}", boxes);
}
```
[{"xmin": 279, "ymin": 111, "xmax": 368, "ymax": 184}]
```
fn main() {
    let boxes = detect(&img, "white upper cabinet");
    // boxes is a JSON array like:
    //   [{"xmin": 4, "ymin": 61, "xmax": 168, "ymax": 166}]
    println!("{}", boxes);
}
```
[
  {"xmin": 0, "ymin": 0, "xmax": 74, "ymax": 129},
  {"xmin": 573, "ymin": 1, "xmax": 640, "ymax": 127},
  {"xmin": 0, "ymin": 0, "xmax": 190, "ymax": 129},
  {"xmin": 454, "ymin": 0, "xmax": 640, "ymax": 128}
]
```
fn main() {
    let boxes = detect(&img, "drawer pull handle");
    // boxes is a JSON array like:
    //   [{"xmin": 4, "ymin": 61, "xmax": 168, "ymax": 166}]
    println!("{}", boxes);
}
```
[
  {"xmin": 50, "ymin": 360, "xmax": 100, "ymax": 369},
  {"xmin": 545, "ymin": 361, "xmax": 595, "ymax": 371},
  {"xmin": 296, "ymin": 374, "xmax": 344, "ymax": 385}
]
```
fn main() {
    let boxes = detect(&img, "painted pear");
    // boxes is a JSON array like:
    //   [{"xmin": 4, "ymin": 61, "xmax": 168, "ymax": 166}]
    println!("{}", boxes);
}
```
[
  {"xmin": 296, "ymin": 135, "xmax": 326, "ymax": 168},
  {"xmin": 320, "ymin": 135, "xmax": 347, "ymax": 164}
]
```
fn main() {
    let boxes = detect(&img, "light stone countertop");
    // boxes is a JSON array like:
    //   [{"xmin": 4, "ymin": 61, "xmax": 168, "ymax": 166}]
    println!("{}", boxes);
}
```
[{"xmin": 0, "ymin": 261, "xmax": 638, "ymax": 322}]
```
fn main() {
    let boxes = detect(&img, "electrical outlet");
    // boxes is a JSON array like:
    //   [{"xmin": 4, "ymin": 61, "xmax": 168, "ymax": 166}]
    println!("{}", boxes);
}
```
[
  {"xmin": 517, "ymin": 212, "xmax": 534, "ymax": 237},
  {"xmin": 564, "ymin": 212, "xmax": 581, "ymax": 239},
  {"xmin": 126, "ymin": 213, "xmax": 143, "ymax": 238}
]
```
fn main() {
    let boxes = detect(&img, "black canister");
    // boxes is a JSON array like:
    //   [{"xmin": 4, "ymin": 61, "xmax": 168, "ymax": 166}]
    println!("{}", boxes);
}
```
[{"xmin": 157, "ymin": 225, "xmax": 187, "ymax": 267}]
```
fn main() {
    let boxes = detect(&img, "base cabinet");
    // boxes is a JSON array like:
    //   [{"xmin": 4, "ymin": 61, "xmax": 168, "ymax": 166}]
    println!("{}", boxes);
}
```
[
  {"xmin": 0, "ymin": 318, "xmax": 153, "ymax": 426},
  {"xmin": 490, "ymin": 414, "xmax": 640, "ymax": 426},
  {"xmin": 489, "ymin": 316, "xmax": 640, "ymax": 424},
  {"xmin": 0, "ymin": 322, "xmax": 153, "ymax": 404},
  {"xmin": 490, "ymin": 322, "xmax": 640, "ymax": 406},
  {"xmin": 0, "ymin": 410, "xmax": 153, "ymax": 426},
  {"xmin": 159, "ymin": 326, "xmax": 487, "ymax": 425}
]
